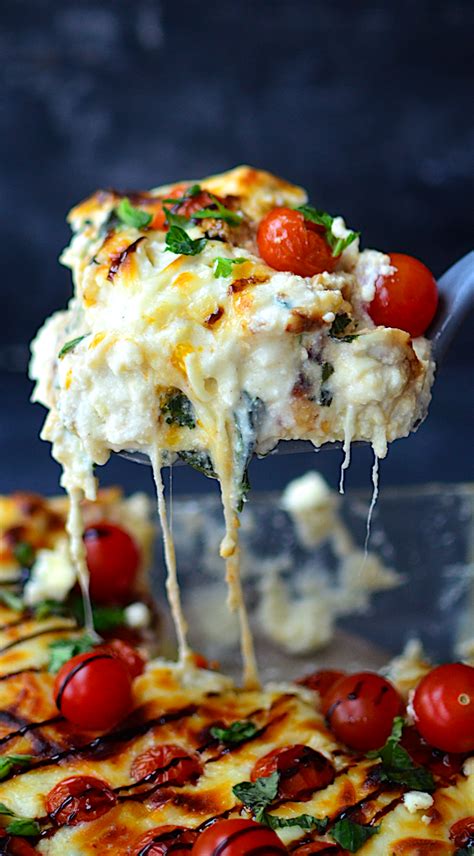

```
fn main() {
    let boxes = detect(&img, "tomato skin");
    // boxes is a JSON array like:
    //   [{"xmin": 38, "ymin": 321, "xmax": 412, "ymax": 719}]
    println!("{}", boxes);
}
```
[
  {"xmin": 322, "ymin": 671, "xmax": 402, "ymax": 752},
  {"xmin": 368, "ymin": 252, "xmax": 438, "ymax": 337},
  {"xmin": 130, "ymin": 743, "xmax": 202, "ymax": 786},
  {"xmin": 131, "ymin": 825, "xmax": 197, "ymax": 856},
  {"xmin": 46, "ymin": 775, "xmax": 117, "ymax": 826},
  {"xmin": 84, "ymin": 521, "xmax": 141, "ymax": 604},
  {"xmin": 251, "ymin": 744, "xmax": 335, "ymax": 801},
  {"xmin": 296, "ymin": 669, "xmax": 346, "ymax": 699},
  {"xmin": 0, "ymin": 833, "xmax": 38, "ymax": 856},
  {"xmin": 450, "ymin": 817, "xmax": 474, "ymax": 848},
  {"xmin": 413, "ymin": 663, "xmax": 474, "ymax": 753},
  {"xmin": 257, "ymin": 207, "xmax": 337, "ymax": 277},
  {"xmin": 101, "ymin": 638, "xmax": 146, "ymax": 679},
  {"xmin": 54, "ymin": 651, "xmax": 133, "ymax": 730},
  {"xmin": 191, "ymin": 819, "xmax": 286, "ymax": 856},
  {"xmin": 400, "ymin": 724, "xmax": 466, "ymax": 784}
]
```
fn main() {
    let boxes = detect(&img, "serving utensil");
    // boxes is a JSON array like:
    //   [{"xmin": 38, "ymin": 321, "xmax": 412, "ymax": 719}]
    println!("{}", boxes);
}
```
[{"xmin": 119, "ymin": 250, "xmax": 474, "ymax": 465}]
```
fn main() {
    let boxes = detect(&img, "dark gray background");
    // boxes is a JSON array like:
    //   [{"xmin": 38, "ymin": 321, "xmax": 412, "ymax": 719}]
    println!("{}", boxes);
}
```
[{"xmin": 1, "ymin": 0, "xmax": 473, "ymax": 497}]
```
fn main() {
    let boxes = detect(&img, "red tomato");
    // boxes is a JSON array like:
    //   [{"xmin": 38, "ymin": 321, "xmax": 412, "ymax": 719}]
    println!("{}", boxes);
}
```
[
  {"xmin": 131, "ymin": 825, "xmax": 197, "ymax": 856},
  {"xmin": 191, "ymin": 819, "xmax": 286, "ymax": 856},
  {"xmin": 400, "ymin": 724, "xmax": 465, "ymax": 784},
  {"xmin": 450, "ymin": 817, "xmax": 474, "ymax": 848},
  {"xmin": 322, "ymin": 671, "xmax": 402, "ymax": 752},
  {"xmin": 368, "ymin": 252, "xmax": 438, "ymax": 337},
  {"xmin": 101, "ymin": 638, "xmax": 146, "ymax": 679},
  {"xmin": 257, "ymin": 207, "xmax": 336, "ymax": 277},
  {"xmin": 413, "ymin": 663, "xmax": 474, "ymax": 753},
  {"xmin": 54, "ymin": 651, "xmax": 133, "ymax": 730},
  {"xmin": 292, "ymin": 845, "xmax": 338, "ymax": 855},
  {"xmin": 46, "ymin": 775, "xmax": 116, "ymax": 826},
  {"xmin": 0, "ymin": 832, "xmax": 38, "ymax": 856},
  {"xmin": 130, "ymin": 743, "xmax": 202, "ymax": 786},
  {"xmin": 296, "ymin": 669, "xmax": 346, "ymax": 699},
  {"xmin": 251, "ymin": 744, "xmax": 335, "ymax": 801},
  {"xmin": 174, "ymin": 189, "xmax": 217, "ymax": 220},
  {"xmin": 84, "ymin": 521, "xmax": 141, "ymax": 604},
  {"xmin": 146, "ymin": 185, "xmax": 188, "ymax": 230}
]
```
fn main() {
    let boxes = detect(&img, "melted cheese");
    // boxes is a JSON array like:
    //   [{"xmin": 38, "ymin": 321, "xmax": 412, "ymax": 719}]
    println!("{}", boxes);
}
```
[{"xmin": 29, "ymin": 166, "xmax": 435, "ymax": 684}]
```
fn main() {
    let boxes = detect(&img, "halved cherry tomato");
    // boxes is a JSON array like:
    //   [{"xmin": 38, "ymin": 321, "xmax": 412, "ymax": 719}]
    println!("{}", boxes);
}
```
[
  {"xmin": 146, "ymin": 185, "xmax": 188, "ymax": 230},
  {"xmin": 131, "ymin": 825, "xmax": 197, "ymax": 856},
  {"xmin": 450, "ymin": 817, "xmax": 474, "ymax": 848},
  {"xmin": 368, "ymin": 252, "xmax": 438, "ymax": 337},
  {"xmin": 322, "ymin": 671, "xmax": 402, "ymax": 752},
  {"xmin": 84, "ymin": 521, "xmax": 141, "ymax": 604},
  {"xmin": 296, "ymin": 669, "xmax": 346, "ymax": 699},
  {"xmin": 174, "ymin": 189, "xmax": 217, "ymax": 220},
  {"xmin": 0, "ymin": 832, "xmax": 38, "ymax": 856},
  {"xmin": 400, "ymin": 724, "xmax": 465, "ymax": 784},
  {"xmin": 54, "ymin": 651, "xmax": 133, "ymax": 730},
  {"xmin": 101, "ymin": 638, "xmax": 146, "ymax": 679},
  {"xmin": 251, "ymin": 744, "xmax": 335, "ymax": 801},
  {"xmin": 191, "ymin": 819, "xmax": 286, "ymax": 856},
  {"xmin": 412, "ymin": 663, "xmax": 474, "ymax": 753},
  {"xmin": 130, "ymin": 743, "xmax": 202, "ymax": 786},
  {"xmin": 257, "ymin": 207, "xmax": 336, "ymax": 277},
  {"xmin": 46, "ymin": 775, "xmax": 116, "ymax": 826}
]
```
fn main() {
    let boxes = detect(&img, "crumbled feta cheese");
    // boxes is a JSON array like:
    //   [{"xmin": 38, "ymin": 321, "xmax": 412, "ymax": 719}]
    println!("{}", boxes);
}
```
[
  {"xmin": 322, "ymin": 311, "xmax": 336, "ymax": 323},
  {"xmin": 354, "ymin": 249, "xmax": 395, "ymax": 303},
  {"xmin": 124, "ymin": 601, "xmax": 151, "ymax": 629},
  {"xmin": 403, "ymin": 791, "xmax": 434, "ymax": 814},
  {"xmin": 463, "ymin": 756, "xmax": 474, "ymax": 777},
  {"xmin": 421, "ymin": 814, "xmax": 432, "ymax": 825},
  {"xmin": 23, "ymin": 538, "xmax": 76, "ymax": 606}
]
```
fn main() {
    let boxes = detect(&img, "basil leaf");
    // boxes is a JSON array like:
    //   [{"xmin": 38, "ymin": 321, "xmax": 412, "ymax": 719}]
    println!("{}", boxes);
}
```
[
  {"xmin": 162, "ymin": 184, "xmax": 202, "ymax": 205},
  {"xmin": 48, "ymin": 635, "xmax": 95, "ymax": 674},
  {"xmin": 6, "ymin": 818, "xmax": 41, "ymax": 837},
  {"xmin": 193, "ymin": 194, "xmax": 242, "ymax": 226},
  {"xmin": 161, "ymin": 389, "xmax": 196, "ymax": 428},
  {"xmin": 262, "ymin": 813, "xmax": 328, "ymax": 833},
  {"xmin": 233, "ymin": 772, "xmax": 279, "ymax": 818},
  {"xmin": 165, "ymin": 225, "xmax": 207, "ymax": 256},
  {"xmin": 296, "ymin": 204, "xmax": 359, "ymax": 258},
  {"xmin": 0, "ymin": 590, "xmax": 23, "ymax": 611},
  {"xmin": 163, "ymin": 207, "xmax": 190, "ymax": 228},
  {"xmin": 0, "ymin": 755, "xmax": 34, "ymax": 781},
  {"xmin": 13, "ymin": 541, "xmax": 35, "ymax": 568},
  {"xmin": 331, "ymin": 819, "xmax": 380, "ymax": 852},
  {"xmin": 213, "ymin": 256, "xmax": 247, "ymax": 278},
  {"xmin": 178, "ymin": 450, "xmax": 217, "ymax": 479},
  {"xmin": 210, "ymin": 720, "xmax": 258, "ymax": 744},
  {"xmin": 116, "ymin": 197, "xmax": 152, "ymax": 229},
  {"xmin": 367, "ymin": 717, "xmax": 435, "ymax": 792},
  {"xmin": 0, "ymin": 803, "xmax": 15, "ymax": 817},
  {"xmin": 58, "ymin": 334, "xmax": 88, "ymax": 359},
  {"xmin": 34, "ymin": 600, "xmax": 70, "ymax": 620}
]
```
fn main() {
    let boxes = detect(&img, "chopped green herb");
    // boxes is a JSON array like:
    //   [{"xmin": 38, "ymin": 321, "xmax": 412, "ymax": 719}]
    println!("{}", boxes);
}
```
[
  {"xmin": 367, "ymin": 716, "xmax": 435, "ymax": 792},
  {"xmin": 0, "ymin": 754, "xmax": 34, "ymax": 781},
  {"xmin": 6, "ymin": 818, "xmax": 41, "ymax": 837},
  {"xmin": 71, "ymin": 597, "xmax": 125, "ymax": 633},
  {"xmin": 210, "ymin": 720, "xmax": 258, "ymax": 744},
  {"xmin": 0, "ymin": 590, "xmax": 23, "ymax": 611},
  {"xmin": 296, "ymin": 204, "xmax": 359, "ymax": 258},
  {"xmin": 13, "ymin": 541, "xmax": 35, "ymax": 568},
  {"xmin": 35, "ymin": 600, "xmax": 70, "ymax": 621},
  {"xmin": 161, "ymin": 389, "xmax": 196, "ymax": 428},
  {"xmin": 321, "ymin": 362, "xmax": 334, "ymax": 383},
  {"xmin": 162, "ymin": 184, "xmax": 202, "ymax": 204},
  {"xmin": 0, "ymin": 803, "xmax": 15, "ymax": 817},
  {"xmin": 233, "ymin": 771, "xmax": 279, "ymax": 823},
  {"xmin": 116, "ymin": 197, "xmax": 152, "ymax": 230},
  {"xmin": 262, "ymin": 813, "xmax": 328, "ymax": 833},
  {"xmin": 330, "ymin": 819, "xmax": 379, "ymax": 852},
  {"xmin": 193, "ymin": 193, "xmax": 243, "ymax": 226},
  {"xmin": 213, "ymin": 256, "xmax": 247, "ymax": 278},
  {"xmin": 58, "ymin": 335, "xmax": 88, "ymax": 359},
  {"xmin": 329, "ymin": 313, "xmax": 359, "ymax": 342},
  {"xmin": 163, "ymin": 207, "xmax": 190, "ymax": 229},
  {"xmin": 48, "ymin": 635, "xmax": 95, "ymax": 674},
  {"xmin": 178, "ymin": 450, "xmax": 217, "ymax": 479},
  {"xmin": 165, "ymin": 225, "xmax": 207, "ymax": 256}
]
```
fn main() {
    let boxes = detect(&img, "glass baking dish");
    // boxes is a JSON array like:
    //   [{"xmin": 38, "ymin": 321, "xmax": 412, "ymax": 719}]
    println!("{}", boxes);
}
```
[{"xmin": 151, "ymin": 482, "xmax": 473, "ymax": 682}]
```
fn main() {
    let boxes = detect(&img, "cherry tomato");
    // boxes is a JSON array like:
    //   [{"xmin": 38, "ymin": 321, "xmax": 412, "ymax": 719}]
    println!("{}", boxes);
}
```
[
  {"xmin": 412, "ymin": 663, "xmax": 474, "ymax": 753},
  {"xmin": 174, "ymin": 189, "xmax": 217, "ymax": 220},
  {"xmin": 296, "ymin": 669, "xmax": 346, "ymax": 699},
  {"xmin": 450, "ymin": 817, "xmax": 474, "ymax": 848},
  {"xmin": 101, "ymin": 638, "xmax": 146, "ymax": 679},
  {"xmin": 130, "ymin": 743, "xmax": 202, "ymax": 786},
  {"xmin": 46, "ymin": 775, "xmax": 116, "ymax": 826},
  {"xmin": 191, "ymin": 819, "xmax": 286, "ymax": 856},
  {"xmin": 251, "ymin": 744, "xmax": 335, "ymax": 801},
  {"xmin": 131, "ymin": 825, "xmax": 197, "ymax": 856},
  {"xmin": 322, "ymin": 671, "xmax": 402, "ymax": 752},
  {"xmin": 400, "ymin": 724, "xmax": 465, "ymax": 784},
  {"xmin": 0, "ymin": 832, "xmax": 38, "ymax": 856},
  {"xmin": 368, "ymin": 252, "xmax": 438, "ymax": 337},
  {"xmin": 84, "ymin": 521, "xmax": 141, "ymax": 604},
  {"xmin": 257, "ymin": 207, "xmax": 336, "ymax": 277},
  {"xmin": 54, "ymin": 651, "xmax": 133, "ymax": 730},
  {"xmin": 146, "ymin": 185, "xmax": 188, "ymax": 230}
]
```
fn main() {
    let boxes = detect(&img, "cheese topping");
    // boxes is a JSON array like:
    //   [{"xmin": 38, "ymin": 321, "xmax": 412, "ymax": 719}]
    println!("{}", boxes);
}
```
[{"xmin": 29, "ymin": 166, "xmax": 435, "ymax": 685}]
